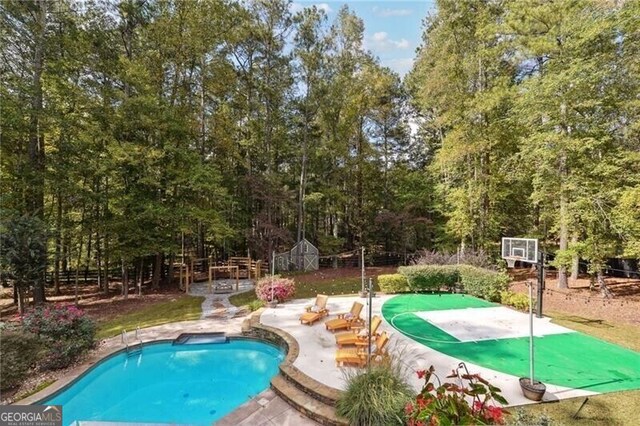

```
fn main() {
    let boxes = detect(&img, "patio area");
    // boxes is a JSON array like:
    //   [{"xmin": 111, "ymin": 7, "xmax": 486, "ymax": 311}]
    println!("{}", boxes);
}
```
[{"xmin": 260, "ymin": 294, "xmax": 597, "ymax": 407}]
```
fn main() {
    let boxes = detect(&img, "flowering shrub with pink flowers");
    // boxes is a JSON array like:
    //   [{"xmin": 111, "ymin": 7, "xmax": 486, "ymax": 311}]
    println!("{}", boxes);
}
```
[
  {"xmin": 22, "ymin": 304, "xmax": 96, "ymax": 369},
  {"xmin": 255, "ymin": 276, "xmax": 296, "ymax": 303},
  {"xmin": 405, "ymin": 365, "xmax": 508, "ymax": 425}
]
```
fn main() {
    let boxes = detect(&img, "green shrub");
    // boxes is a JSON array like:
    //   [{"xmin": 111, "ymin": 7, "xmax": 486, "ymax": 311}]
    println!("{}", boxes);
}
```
[
  {"xmin": 336, "ymin": 364, "xmax": 414, "ymax": 426},
  {"xmin": 397, "ymin": 264, "xmax": 510, "ymax": 301},
  {"xmin": 398, "ymin": 265, "xmax": 459, "ymax": 291},
  {"xmin": 0, "ymin": 330, "xmax": 42, "ymax": 391},
  {"xmin": 248, "ymin": 299, "xmax": 265, "ymax": 312},
  {"xmin": 378, "ymin": 274, "xmax": 409, "ymax": 293},
  {"xmin": 22, "ymin": 305, "xmax": 96, "ymax": 370},
  {"xmin": 458, "ymin": 266, "xmax": 509, "ymax": 302},
  {"xmin": 500, "ymin": 291, "xmax": 531, "ymax": 311}
]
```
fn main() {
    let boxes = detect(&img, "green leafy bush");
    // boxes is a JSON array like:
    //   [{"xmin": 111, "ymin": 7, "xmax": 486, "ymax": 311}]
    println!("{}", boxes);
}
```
[
  {"xmin": 22, "ymin": 304, "xmax": 96, "ymax": 370},
  {"xmin": 248, "ymin": 299, "xmax": 265, "ymax": 312},
  {"xmin": 378, "ymin": 274, "xmax": 409, "ymax": 293},
  {"xmin": 0, "ymin": 330, "xmax": 42, "ymax": 390},
  {"xmin": 500, "ymin": 291, "xmax": 531, "ymax": 311},
  {"xmin": 458, "ymin": 266, "xmax": 509, "ymax": 302},
  {"xmin": 397, "ymin": 265, "xmax": 509, "ymax": 301},
  {"xmin": 336, "ymin": 363, "xmax": 414, "ymax": 426},
  {"xmin": 398, "ymin": 265, "xmax": 459, "ymax": 291}
]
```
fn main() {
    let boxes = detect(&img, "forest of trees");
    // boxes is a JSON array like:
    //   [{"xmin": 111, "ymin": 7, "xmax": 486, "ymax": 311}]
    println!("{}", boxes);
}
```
[
  {"xmin": 1, "ymin": 0, "xmax": 638, "ymax": 306},
  {"xmin": 407, "ymin": 0, "xmax": 639, "ymax": 290}
]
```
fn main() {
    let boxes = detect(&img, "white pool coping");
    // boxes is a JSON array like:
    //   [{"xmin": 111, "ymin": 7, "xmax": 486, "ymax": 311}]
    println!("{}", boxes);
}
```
[{"xmin": 260, "ymin": 295, "xmax": 596, "ymax": 407}]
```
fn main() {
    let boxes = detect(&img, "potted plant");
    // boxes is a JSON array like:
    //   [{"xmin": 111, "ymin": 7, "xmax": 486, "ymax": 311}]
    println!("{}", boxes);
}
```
[
  {"xmin": 255, "ymin": 276, "xmax": 296, "ymax": 308},
  {"xmin": 520, "ymin": 280, "xmax": 546, "ymax": 401},
  {"xmin": 266, "ymin": 295, "xmax": 278, "ymax": 309}
]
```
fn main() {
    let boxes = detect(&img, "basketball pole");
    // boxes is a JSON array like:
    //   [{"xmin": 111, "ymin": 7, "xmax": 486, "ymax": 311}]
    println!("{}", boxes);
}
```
[
  {"xmin": 367, "ymin": 277, "xmax": 373, "ymax": 371},
  {"xmin": 360, "ymin": 247, "xmax": 366, "ymax": 298},
  {"xmin": 528, "ymin": 280, "xmax": 535, "ymax": 383},
  {"xmin": 536, "ymin": 251, "xmax": 545, "ymax": 318}
]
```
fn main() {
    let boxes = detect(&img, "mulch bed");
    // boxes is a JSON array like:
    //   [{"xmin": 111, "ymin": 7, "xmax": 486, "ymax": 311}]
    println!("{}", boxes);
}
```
[
  {"xmin": 0, "ymin": 283, "xmax": 186, "ymax": 323},
  {"xmin": 509, "ymin": 269, "xmax": 640, "ymax": 326}
]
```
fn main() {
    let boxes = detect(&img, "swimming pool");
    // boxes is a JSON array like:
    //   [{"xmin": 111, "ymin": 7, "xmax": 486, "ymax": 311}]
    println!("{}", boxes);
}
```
[{"xmin": 43, "ymin": 338, "xmax": 285, "ymax": 425}]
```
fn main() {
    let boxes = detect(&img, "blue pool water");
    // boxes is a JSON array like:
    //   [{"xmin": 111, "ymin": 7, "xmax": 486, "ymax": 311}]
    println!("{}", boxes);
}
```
[{"xmin": 43, "ymin": 339, "xmax": 284, "ymax": 425}]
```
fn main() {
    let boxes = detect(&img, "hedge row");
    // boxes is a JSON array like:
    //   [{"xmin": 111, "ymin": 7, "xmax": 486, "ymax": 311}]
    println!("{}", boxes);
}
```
[
  {"xmin": 377, "ymin": 274, "xmax": 410, "ymax": 293},
  {"xmin": 378, "ymin": 265, "xmax": 509, "ymax": 302},
  {"xmin": 456, "ymin": 265, "xmax": 510, "ymax": 302}
]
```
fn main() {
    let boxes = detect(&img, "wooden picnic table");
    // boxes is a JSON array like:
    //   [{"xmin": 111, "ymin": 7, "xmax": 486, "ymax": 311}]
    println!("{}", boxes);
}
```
[{"xmin": 208, "ymin": 265, "xmax": 240, "ymax": 292}]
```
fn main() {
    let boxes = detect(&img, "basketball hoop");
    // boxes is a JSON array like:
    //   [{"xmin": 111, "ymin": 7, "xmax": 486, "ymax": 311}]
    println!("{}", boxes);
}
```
[{"xmin": 501, "ymin": 238, "xmax": 538, "ymax": 268}]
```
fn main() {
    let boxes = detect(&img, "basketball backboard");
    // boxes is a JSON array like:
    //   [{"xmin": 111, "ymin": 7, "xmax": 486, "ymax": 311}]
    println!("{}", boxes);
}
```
[{"xmin": 501, "ymin": 237, "xmax": 538, "ymax": 265}]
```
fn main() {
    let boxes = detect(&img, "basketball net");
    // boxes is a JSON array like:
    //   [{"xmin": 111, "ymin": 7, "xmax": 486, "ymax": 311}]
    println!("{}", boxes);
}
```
[{"xmin": 506, "ymin": 258, "xmax": 516, "ymax": 268}]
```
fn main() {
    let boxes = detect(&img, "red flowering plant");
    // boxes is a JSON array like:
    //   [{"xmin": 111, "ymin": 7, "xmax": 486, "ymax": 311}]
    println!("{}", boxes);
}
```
[
  {"xmin": 255, "ymin": 276, "xmax": 296, "ymax": 303},
  {"xmin": 21, "ymin": 304, "xmax": 96, "ymax": 369},
  {"xmin": 405, "ymin": 364, "xmax": 508, "ymax": 425},
  {"xmin": 22, "ymin": 304, "xmax": 90, "ymax": 340}
]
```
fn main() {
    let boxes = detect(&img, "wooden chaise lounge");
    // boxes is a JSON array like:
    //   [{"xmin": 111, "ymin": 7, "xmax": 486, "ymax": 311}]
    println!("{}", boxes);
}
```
[
  {"xmin": 299, "ymin": 294, "xmax": 329, "ymax": 325},
  {"xmin": 325, "ymin": 301, "xmax": 364, "ymax": 332},
  {"xmin": 335, "ymin": 315, "xmax": 382, "ymax": 348},
  {"xmin": 335, "ymin": 331, "xmax": 390, "ymax": 367}
]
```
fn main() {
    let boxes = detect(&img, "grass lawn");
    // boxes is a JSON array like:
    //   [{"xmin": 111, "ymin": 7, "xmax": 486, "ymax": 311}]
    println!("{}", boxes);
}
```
[
  {"xmin": 229, "ymin": 276, "xmax": 380, "ymax": 307},
  {"xmin": 519, "ymin": 390, "xmax": 640, "ymax": 425},
  {"xmin": 96, "ymin": 295, "xmax": 203, "ymax": 339},
  {"xmin": 516, "ymin": 311, "xmax": 640, "ymax": 425}
]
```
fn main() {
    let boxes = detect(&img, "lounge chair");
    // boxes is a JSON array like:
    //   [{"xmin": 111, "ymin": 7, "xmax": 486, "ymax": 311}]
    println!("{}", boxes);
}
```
[
  {"xmin": 335, "ymin": 315, "xmax": 382, "ymax": 348},
  {"xmin": 299, "ymin": 294, "xmax": 329, "ymax": 325},
  {"xmin": 335, "ymin": 331, "xmax": 390, "ymax": 367},
  {"xmin": 324, "ymin": 301, "xmax": 364, "ymax": 332}
]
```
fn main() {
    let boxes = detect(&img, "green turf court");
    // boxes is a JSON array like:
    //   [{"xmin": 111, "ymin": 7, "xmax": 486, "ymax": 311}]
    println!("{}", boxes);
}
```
[{"xmin": 382, "ymin": 294, "xmax": 640, "ymax": 393}]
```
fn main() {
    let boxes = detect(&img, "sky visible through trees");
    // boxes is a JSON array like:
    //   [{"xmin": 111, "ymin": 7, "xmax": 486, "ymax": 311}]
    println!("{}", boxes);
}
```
[{"xmin": 1, "ymin": 0, "xmax": 638, "ymax": 303}]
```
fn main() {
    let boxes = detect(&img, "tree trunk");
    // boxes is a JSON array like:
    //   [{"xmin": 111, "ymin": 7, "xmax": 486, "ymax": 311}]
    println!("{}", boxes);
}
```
[
  {"xmin": 103, "ymin": 176, "xmax": 110, "ymax": 295},
  {"xmin": 137, "ymin": 258, "xmax": 143, "ymax": 296},
  {"xmin": 96, "ymin": 230, "xmax": 102, "ymax": 292},
  {"xmin": 122, "ymin": 261, "xmax": 129, "ymax": 299},
  {"xmin": 63, "ymin": 232, "xmax": 70, "ymax": 285},
  {"xmin": 74, "ymin": 235, "xmax": 83, "ymax": 307},
  {"xmin": 152, "ymin": 253, "xmax": 161, "ymax": 290},
  {"xmin": 29, "ymin": 0, "xmax": 47, "ymax": 305},
  {"xmin": 103, "ymin": 253, "xmax": 109, "ymax": 296},
  {"xmin": 570, "ymin": 234, "xmax": 579, "ymax": 284},
  {"xmin": 167, "ymin": 253, "xmax": 175, "ymax": 287},
  {"xmin": 17, "ymin": 286, "xmax": 26, "ymax": 315},
  {"xmin": 54, "ymin": 189, "xmax": 62, "ymax": 295},
  {"xmin": 597, "ymin": 270, "xmax": 612, "ymax": 299},
  {"xmin": 85, "ymin": 227, "xmax": 92, "ymax": 284},
  {"xmin": 557, "ymin": 157, "xmax": 569, "ymax": 289}
]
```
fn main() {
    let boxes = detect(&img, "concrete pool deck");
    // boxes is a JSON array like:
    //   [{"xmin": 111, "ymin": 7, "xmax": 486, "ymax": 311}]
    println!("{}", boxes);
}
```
[{"xmin": 260, "ymin": 294, "xmax": 597, "ymax": 406}]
